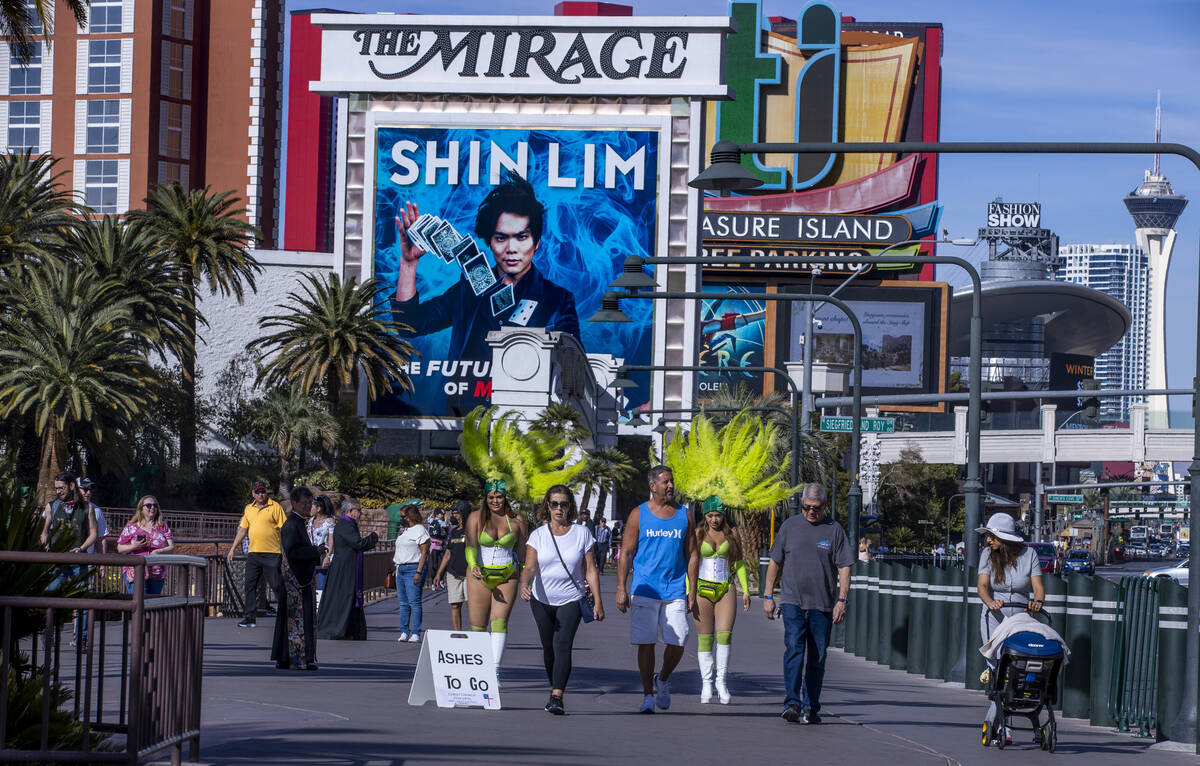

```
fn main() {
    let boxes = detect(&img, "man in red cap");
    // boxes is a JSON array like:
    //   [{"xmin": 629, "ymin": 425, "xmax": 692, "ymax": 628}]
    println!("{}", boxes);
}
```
[{"xmin": 227, "ymin": 481, "xmax": 286, "ymax": 628}]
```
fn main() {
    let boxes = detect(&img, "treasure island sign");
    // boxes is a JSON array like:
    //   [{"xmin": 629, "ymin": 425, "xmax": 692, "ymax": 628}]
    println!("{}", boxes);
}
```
[{"xmin": 701, "ymin": 210, "xmax": 913, "ymax": 273}]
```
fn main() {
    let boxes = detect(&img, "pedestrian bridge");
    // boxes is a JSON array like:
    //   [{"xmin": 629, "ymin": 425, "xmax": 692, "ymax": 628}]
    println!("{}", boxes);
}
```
[{"xmin": 872, "ymin": 402, "xmax": 1194, "ymax": 464}]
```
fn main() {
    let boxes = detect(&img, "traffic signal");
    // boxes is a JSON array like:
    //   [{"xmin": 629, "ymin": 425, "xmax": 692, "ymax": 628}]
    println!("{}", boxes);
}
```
[{"xmin": 1081, "ymin": 378, "xmax": 1101, "ymax": 420}]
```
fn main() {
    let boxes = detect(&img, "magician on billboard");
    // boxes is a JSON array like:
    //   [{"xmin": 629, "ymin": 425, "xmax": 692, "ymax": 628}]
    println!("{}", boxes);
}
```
[
  {"xmin": 370, "ymin": 125, "xmax": 658, "ymax": 418},
  {"xmin": 391, "ymin": 173, "xmax": 579, "ymax": 362}
]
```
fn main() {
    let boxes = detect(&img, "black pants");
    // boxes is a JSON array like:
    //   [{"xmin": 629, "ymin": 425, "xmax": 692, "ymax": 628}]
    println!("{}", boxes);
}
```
[
  {"xmin": 245, "ymin": 552, "xmax": 282, "ymax": 619},
  {"xmin": 529, "ymin": 598, "xmax": 583, "ymax": 692},
  {"xmin": 594, "ymin": 543, "xmax": 609, "ymax": 570}
]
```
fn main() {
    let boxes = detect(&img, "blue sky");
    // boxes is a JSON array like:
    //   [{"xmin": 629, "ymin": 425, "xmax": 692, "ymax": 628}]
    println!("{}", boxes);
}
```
[{"xmin": 287, "ymin": 0, "xmax": 1200, "ymax": 412}]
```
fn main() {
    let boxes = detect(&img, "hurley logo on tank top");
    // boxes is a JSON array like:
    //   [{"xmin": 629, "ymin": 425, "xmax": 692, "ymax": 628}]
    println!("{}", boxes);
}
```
[{"xmin": 645, "ymin": 528, "xmax": 683, "ymax": 539}]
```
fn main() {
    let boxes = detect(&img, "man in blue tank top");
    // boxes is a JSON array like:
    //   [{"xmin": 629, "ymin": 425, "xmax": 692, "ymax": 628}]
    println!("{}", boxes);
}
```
[{"xmin": 616, "ymin": 465, "xmax": 698, "ymax": 713}]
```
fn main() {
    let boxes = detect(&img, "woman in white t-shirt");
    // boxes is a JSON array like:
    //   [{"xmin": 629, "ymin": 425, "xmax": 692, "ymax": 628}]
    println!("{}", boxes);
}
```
[
  {"xmin": 393, "ymin": 505, "xmax": 431, "ymax": 642},
  {"xmin": 520, "ymin": 484, "xmax": 604, "ymax": 716}
]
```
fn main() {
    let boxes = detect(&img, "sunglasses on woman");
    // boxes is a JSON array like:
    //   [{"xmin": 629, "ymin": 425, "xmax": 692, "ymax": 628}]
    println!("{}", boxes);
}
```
[{"xmin": 548, "ymin": 500, "xmax": 571, "ymax": 509}]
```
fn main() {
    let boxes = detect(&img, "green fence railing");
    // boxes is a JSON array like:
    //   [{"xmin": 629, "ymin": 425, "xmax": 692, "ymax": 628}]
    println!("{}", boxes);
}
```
[{"xmin": 843, "ymin": 562, "xmax": 1189, "ymax": 744}]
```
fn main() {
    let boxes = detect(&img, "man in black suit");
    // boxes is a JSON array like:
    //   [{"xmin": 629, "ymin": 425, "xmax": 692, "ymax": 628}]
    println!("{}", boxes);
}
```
[{"xmin": 391, "ymin": 174, "xmax": 579, "ymax": 365}]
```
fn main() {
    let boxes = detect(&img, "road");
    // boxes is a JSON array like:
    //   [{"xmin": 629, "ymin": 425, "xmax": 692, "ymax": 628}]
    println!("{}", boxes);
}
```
[{"xmin": 176, "ymin": 573, "xmax": 1191, "ymax": 766}]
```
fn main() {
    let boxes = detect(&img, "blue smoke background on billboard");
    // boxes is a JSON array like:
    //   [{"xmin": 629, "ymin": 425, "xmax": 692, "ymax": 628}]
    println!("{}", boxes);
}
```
[{"xmin": 371, "ymin": 125, "xmax": 658, "ymax": 417}]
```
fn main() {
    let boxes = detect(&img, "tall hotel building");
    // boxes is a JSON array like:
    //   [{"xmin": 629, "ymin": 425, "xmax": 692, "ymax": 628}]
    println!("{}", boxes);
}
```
[
  {"xmin": 1056, "ymin": 244, "xmax": 1149, "ymax": 421},
  {"xmin": 0, "ymin": 0, "xmax": 285, "ymax": 245}
]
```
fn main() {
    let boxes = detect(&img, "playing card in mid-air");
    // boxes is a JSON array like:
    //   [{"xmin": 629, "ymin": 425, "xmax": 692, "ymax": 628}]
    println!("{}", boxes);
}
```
[
  {"xmin": 509, "ymin": 299, "xmax": 538, "ymax": 326},
  {"xmin": 452, "ymin": 236, "xmax": 480, "ymax": 264},
  {"xmin": 490, "ymin": 284, "xmax": 515, "ymax": 317},
  {"xmin": 406, "ymin": 213, "xmax": 438, "ymax": 253},
  {"xmin": 462, "ymin": 254, "xmax": 498, "ymax": 295},
  {"xmin": 428, "ymin": 221, "xmax": 463, "ymax": 262}
]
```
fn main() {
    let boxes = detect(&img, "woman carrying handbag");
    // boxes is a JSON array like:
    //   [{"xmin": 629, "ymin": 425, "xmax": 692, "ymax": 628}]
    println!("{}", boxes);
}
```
[{"xmin": 520, "ymin": 484, "xmax": 604, "ymax": 715}]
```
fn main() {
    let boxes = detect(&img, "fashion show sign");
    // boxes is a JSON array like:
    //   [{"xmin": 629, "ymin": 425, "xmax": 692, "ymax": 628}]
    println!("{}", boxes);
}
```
[
  {"xmin": 311, "ymin": 15, "xmax": 733, "ymax": 97},
  {"xmin": 408, "ymin": 630, "xmax": 502, "ymax": 709}
]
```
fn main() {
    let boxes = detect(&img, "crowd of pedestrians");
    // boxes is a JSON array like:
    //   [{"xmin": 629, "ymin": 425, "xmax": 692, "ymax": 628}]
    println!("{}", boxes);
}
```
[{"xmin": 36, "ymin": 466, "xmax": 860, "ymax": 725}]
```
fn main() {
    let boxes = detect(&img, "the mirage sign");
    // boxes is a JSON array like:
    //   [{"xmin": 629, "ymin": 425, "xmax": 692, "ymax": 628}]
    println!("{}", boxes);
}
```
[{"xmin": 310, "ymin": 14, "xmax": 732, "ymax": 97}]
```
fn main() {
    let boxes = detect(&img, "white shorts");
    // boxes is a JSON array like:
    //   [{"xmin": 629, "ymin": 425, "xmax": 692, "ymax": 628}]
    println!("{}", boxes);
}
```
[
  {"xmin": 630, "ymin": 595, "xmax": 689, "ymax": 646},
  {"xmin": 445, "ymin": 572, "xmax": 467, "ymax": 604}
]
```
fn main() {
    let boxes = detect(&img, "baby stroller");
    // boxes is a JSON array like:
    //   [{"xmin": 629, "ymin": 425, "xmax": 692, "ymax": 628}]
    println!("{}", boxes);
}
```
[{"xmin": 981, "ymin": 609, "xmax": 1064, "ymax": 752}]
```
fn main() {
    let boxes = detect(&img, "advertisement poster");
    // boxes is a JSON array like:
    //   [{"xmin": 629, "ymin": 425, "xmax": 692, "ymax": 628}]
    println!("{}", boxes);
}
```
[
  {"xmin": 697, "ymin": 283, "xmax": 766, "ymax": 401},
  {"xmin": 369, "ymin": 125, "xmax": 658, "ymax": 418}
]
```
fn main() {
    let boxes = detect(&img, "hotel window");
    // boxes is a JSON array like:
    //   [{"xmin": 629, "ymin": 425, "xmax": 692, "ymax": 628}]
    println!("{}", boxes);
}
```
[
  {"xmin": 163, "ymin": 0, "xmax": 191, "ymax": 40},
  {"xmin": 84, "ymin": 159, "xmax": 119, "ymax": 213},
  {"xmin": 9, "ymin": 42, "xmax": 41, "ymax": 95},
  {"xmin": 86, "ymin": 100, "xmax": 120, "ymax": 153},
  {"xmin": 22, "ymin": 1, "xmax": 43, "ymax": 34},
  {"xmin": 160, "ymin": 101, "xmax": 188, "ymax": 158},
  {"xmin": 88, "ymin": 0, "xmax": 123, "ymax": 33},
  {"xmin": 7, "ymin": 101, "xmax": 40, "ymax": 151},
  {"xmin": 162, "ymin": 41, "xmax": 185, "ymax": 98},
  {"xmin": 87, "ymin": 39, "xmax": 122, "ymax": 93}
]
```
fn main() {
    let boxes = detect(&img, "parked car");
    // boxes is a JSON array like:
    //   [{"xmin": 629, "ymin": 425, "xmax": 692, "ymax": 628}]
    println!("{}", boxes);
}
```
[
  {"xmin": 1144, "ymin": 558, "xmax": 1188, "ymax": 585},
  {"xmin": 1028, "ymin": 542, "xmax": 1059, "ymax": 575},
  {"xmin": 1063, "ymin": 550, "xmax": 1095, "ymax": 575}
]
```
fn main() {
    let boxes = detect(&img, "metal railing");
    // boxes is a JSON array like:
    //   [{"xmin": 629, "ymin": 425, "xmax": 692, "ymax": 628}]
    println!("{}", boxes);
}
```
[
  {"xmin": 102, "ymin": 509, "xmax": 241, "ymax": 541},
  {"xmin": 0, "ymin": 552, "xmax": 207, "ymax": 764}
]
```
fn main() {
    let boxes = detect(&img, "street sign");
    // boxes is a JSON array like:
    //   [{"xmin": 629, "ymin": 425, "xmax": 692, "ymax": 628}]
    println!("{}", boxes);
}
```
[
  {"xmin": 1047, "ymin": 494, "xmax": 1085, "ymax": 504},
  {"xmin": 820, "ymin": 416, "xmax": 895, "ymax": 434}
]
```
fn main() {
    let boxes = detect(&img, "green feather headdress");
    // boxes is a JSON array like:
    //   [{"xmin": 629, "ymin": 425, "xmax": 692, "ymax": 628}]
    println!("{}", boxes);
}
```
[
  {"xmin": 459, "ymin": 406, "xmax": 587, "ymax": 504},
  {"xmin": 664, "ymin": 409, "xmax": 798, "ymax": 512}
]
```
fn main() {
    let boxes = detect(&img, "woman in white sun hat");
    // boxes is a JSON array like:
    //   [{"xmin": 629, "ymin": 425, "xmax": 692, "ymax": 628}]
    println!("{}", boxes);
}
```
[{"xmin": 975, "ymin": 512, "xmax": 1045, "ymax": 653}]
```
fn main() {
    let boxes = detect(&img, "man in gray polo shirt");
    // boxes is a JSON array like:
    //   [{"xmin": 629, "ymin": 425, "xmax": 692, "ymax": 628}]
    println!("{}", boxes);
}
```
[{"xmin": 762, "ymin": 483, "xmax": 852, "ymax": 724}]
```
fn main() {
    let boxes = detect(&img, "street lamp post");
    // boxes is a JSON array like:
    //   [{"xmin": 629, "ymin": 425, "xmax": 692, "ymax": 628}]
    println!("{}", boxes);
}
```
[
  {"xmin": 690, "ymin": 138, "xmax": 1200, "ymax": 739},
  {"xmin": 594, "ymin": 290, "xmax": 866, "ymax": 545}
]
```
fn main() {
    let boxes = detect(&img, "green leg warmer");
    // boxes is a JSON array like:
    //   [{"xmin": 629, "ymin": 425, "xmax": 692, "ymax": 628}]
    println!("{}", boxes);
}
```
[
  {"xmin": 697, "ymin": 633, "xmax": 715, "ymax": 652},
  {"xmin": 489, "ymin": 618, "xmax": 508, "ymax": 634},
  {"xmin": 469, "ymin": 625, "xmax": 485, "ymax": 632},
  {"xmin": 716, "ymin": 630, "xmax": 732, "ymax": 646}
]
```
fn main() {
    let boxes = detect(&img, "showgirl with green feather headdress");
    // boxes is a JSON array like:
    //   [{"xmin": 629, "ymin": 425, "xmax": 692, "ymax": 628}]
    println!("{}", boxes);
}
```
[
  {"xmin": 663, "ymin": 409, "xmax": 800, "ymax": 705},
  {"xmin": 456, "ymin": 406, "xmax": 587, "ymax": 665}
]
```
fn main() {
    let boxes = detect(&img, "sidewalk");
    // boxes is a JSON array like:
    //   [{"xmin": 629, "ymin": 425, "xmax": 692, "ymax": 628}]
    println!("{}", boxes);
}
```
[{"xmin": 190, "ymin": 575, "xmax": 1188, "ymax": 765}]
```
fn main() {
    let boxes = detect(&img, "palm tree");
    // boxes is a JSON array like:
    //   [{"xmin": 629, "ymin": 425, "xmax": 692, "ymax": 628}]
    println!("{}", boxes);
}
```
[
  {"xmin": 532, "ymin": 401, "xmax": 591, "ymax": 448},
  {"xmin": 252, "ymin": 387, "xmax": 339, "ymax": 496},
  {"xmin": 254, "ymin": 272, "xmax": 415, "ymax": 419},
  {"xmin": 0, "ymin": 1, "xmax": 87, "ymax": 61},
  {"xmin": 65, "ymin": 215, "xmax": 193, "ymax": 364},
  {"xmin": 0, "ymin": 152, "xmax": 78, "ymax": 284},
  {"xmin": 131, "ymin": 184, "xmax": 262, "ymax": 471},
  {"xmin": 584, "ymin": 446, "xmax": 636, "ymax": 520},
  {"xmin": 0, "ymin": 261, "xmax": 153, "ymax": 502}
]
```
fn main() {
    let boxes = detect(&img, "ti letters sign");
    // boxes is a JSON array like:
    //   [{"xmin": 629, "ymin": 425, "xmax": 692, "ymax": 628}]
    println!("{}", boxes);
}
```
[{"xmin": 312, "ymin": 15, "xmax": 733, "ymax": 97}]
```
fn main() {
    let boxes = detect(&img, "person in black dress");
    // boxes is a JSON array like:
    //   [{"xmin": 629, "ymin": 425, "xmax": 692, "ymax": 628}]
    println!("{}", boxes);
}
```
[
  {"xmin": 272, "ymin": 486, "xmax": 321, "ymax": 670},
  {"xmin": 316, "ymin": 498, "xmax": 380, "ymax": 640}
]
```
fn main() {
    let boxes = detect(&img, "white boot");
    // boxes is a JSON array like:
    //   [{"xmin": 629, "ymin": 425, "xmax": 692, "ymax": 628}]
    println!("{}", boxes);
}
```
[
  {"xmin": 714, "ymin": 643, "xmax": 731, "ymax": 704},
  {"xmin": 698, "ymin": 650, "xmax": 715, "ymax": 703},
  {"xmin": 490, "ymin": 631, "xmax": 507, "ymax": 665}
]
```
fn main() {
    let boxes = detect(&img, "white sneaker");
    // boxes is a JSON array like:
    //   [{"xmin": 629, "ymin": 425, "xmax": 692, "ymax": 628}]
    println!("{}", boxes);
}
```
[
  {"xmin": 407, "ymin": 632, "xmax": 422, "ymax": 642},
  {"xmin": 653, "ymin": 673, "xmax": 671, "ymax": 710},
  {"xmin": 639, "ymin": 694, "xmax": 656, "ymax": 714},
  {"xmin": 397, "ymin": 632, "xmax": 410, "ymax": 642}
]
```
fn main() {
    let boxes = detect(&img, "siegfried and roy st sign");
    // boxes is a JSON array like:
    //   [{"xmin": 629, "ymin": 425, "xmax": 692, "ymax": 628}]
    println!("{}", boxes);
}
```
[{"xmin": 310, "ymin": 14, "xmax": 734, "ymax": 97}]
